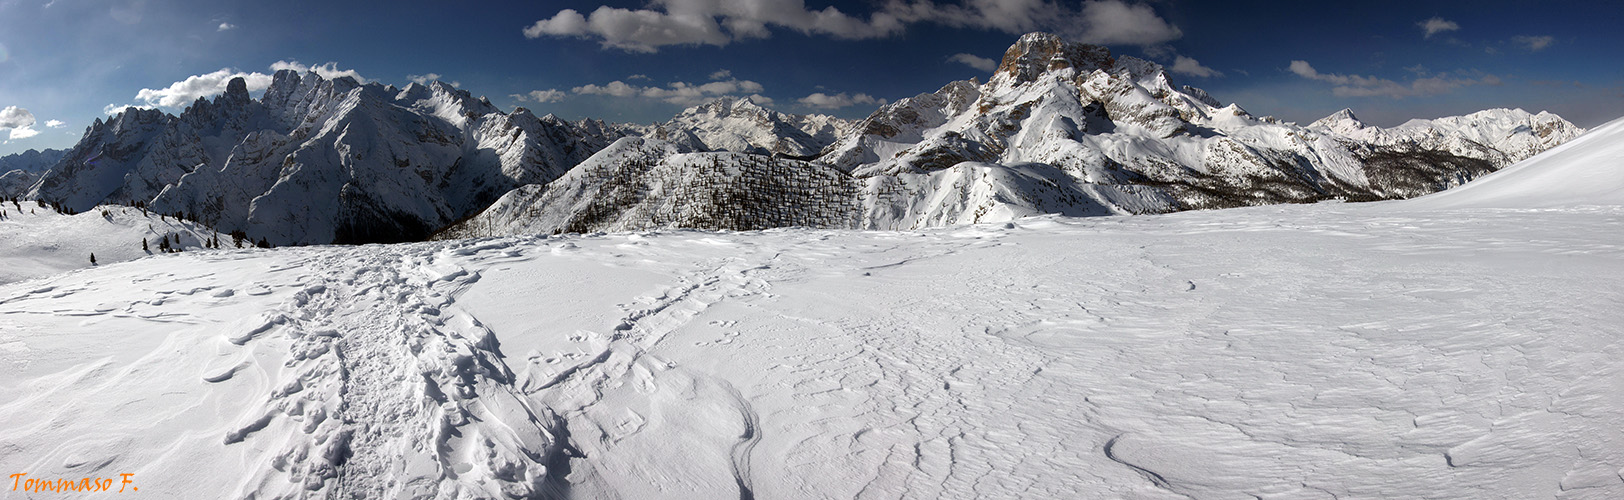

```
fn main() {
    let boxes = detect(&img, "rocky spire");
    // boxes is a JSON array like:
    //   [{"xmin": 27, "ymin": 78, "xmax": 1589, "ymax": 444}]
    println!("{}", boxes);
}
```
[
  {"xmin": 224, "ymin": 76, "xmax": 250, "ymax": 104},
  {"xmin": 995, "ymin": 32, "xmax": 1114, "ymax": 85}
]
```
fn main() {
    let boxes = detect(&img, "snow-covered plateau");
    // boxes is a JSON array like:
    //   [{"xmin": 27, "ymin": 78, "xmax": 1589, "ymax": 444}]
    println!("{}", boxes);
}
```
[{"xmin": 1, "ymin": 115, "xmax": 1622, "ymax": 498}]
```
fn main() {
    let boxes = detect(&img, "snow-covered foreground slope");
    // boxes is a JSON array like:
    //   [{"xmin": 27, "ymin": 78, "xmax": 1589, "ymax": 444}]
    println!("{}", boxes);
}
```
[
  {"xmin": 0, "ymin": 205, "xmax": 218, "ymax": 284},
  {"xmin": 3, "ymin": 199, "xmax": 1622, "ymax": 498}
]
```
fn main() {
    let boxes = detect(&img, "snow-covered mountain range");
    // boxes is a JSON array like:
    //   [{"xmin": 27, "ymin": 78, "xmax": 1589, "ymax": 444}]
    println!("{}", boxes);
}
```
[
  {"xmin": 18, "ymin": 32, "xmax": 1585, "ymax": 243},
  {"xmin": 0, "ymin": 148, "xmax": 64, "ymax": 197},
  {"xmin": 446, "ymin": 33, "xmax": 1585, "ymax": 237},
  {"xmin": 633, "ymin": 97, "xmax": 855, "ymax": 158},
  {"xmin": 25, "ymin": 74, "xmax": 632, "ymax": 244}
]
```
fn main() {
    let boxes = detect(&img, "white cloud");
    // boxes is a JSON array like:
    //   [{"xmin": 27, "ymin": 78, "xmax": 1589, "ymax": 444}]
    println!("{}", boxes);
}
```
[
  {"xmin": 103, "ymin": 103, "xmax": 154, "ymax": 115},
  {"xmin": 745, "ymin": 94, "xmax": 775, "ymax": 106},
  {"xmin": 0, "ymin": 106, "xmax": 34, "ymax": 130},
  {"xmin": 45, "ymin": 120, "xmax": 65, "ymax": 128},
  {"xmin": 1170, "ymin": 55, "xmax": 1222, "ymax": 78},
  {"xmin": 407, "ymin": 73, "xmax": 442, "ymax": 85},
  {"xmin": 948, "ymin": 53, "xmax": 998, "ymax": 72},
  {"xmin": 1418, "ymin": 17, "xmax": 1459, "ymax": 39},
  {"xmin": 512, "ymin": 89, "xmax": 568, "ymax": 103},
  {"xmin": 525, "ymin": 0, "xmax": 1180, "ymax": 52},
  {"xmin": 270, "ymin": 61, "xmax": 366, "ymax": 82},
  {"xmin": 627, "ymin": 74, "xmax": 651, "ymax": 81},
  {"xmin": 129, "ymin": 61, "xmax": 365, "ymax": 110},
  {"xmin": 217, "ymin": 22, "xmax": 236, "ymax": 31},
  {"xmin": 8, "ymin": 127, "xmax": 39, "ymax": 140},
  {"xmin": 891, "ymin": 0, "xmax": 1181, "ymax": 46},
  {"xmin": 2, "ymin": 107, "xmax": 40, "ymax": 140},
  {"xmin": 573, "ymin": 81, "xmax": 642, "ymax": 98},
  {"xmin": 1289, "ymin": 60, "xmax": 1499, "ymax": 99},
  {"xmin": 134, "ymin": 68, "xmax": 275, "ymax": 108},
  {"xmin": 2, "ymin": 106, "xmax": 40, "ymax": 141},
  {"xmin": 1512, "ymin": 35, "xmax": 1555, "ymax": 52},
  {"xmin": 797, "ymin": 92, "xmax": 885, "ymax": 109},
  {"xmin": 708, "ymin": 69, "xmax": 733, "ymax": 80},
  {"xmin": 572, "ymin": 77, "xmax": 769, "ymax": 106}
]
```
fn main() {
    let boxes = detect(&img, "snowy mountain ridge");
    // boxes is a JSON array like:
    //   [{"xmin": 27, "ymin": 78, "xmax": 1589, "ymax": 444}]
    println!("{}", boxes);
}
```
[
  {"xmin": 636, "ymin": 97, "xmax": 855, "ymax": 158},
  {"xmin": 449, "ymin": 32, "xmax": 1587, "ymax": 236},
  {"xmin": 19, "ymin": 33, "xmax": 1588, "ymax": 243},
  {"xmin": 24, "ymin": 72, "xmax": 639, "ymax": 245},
  {"xmin": 0, "ymin": 148, "xmax": 64, "ymax": 197},
  {"xmin": 19, "ymin": 75, "xmax": 862, "ymax": 245}
]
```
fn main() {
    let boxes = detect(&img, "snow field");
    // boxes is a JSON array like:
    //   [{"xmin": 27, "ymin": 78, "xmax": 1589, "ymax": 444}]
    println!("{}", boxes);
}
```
[{"xmin": 7, "ymin": 199, "xmax": 1621, "ymax": 498}]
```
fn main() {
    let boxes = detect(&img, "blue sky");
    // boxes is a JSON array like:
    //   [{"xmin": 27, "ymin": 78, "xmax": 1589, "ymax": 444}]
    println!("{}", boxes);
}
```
[{"xmin": 2, "ymin": 0, "xmax": 1621, "ymax": 156}]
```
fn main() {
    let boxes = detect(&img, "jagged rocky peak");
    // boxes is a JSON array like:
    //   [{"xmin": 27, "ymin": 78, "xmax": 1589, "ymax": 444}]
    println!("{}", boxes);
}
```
[
  {"xmin": 995, "ymin": 32, "xmax": 1114, "ymax": 85},
  {"xmin": 224, "ymin": 76, "xmax": 251, "ymax": 103}
]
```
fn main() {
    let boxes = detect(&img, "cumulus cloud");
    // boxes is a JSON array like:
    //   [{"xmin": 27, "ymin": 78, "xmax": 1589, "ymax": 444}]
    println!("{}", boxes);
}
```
[
  {"xmin": 1289, "ymin": 60, "xmax": 1499, "ymax": 99},
  {"xmin": 103, "ymin": 103, "xmax": 154, "ymax": 115},
  {"xmin": 7, "ymin": 127, "xmax": 39, "ymax": 140},
  {"xmin": 1512, "ymin": 35, "xmax": 1555, "ymax": 52},
  {"xmin": 512, "ymin": 89, "xmax": 568, "ymax": 103},
  {"xmin": 131, "ymin": 61, "xmax": 366, "ymax": 109},
  {"xmin": 744, "ymin": 94, "xmax": 775, "ymax": 106},
  {"xmin": 708, "ymin": 69, "xmax": 733, "ymax": 80},
  {"xmin": 217, "ymin": 22, "xmax": 236, "ymax": 31},
  {"xmin": 572, "ymin": 77, "xmax": 768, "ymax": 106},
  {"xmin": 134, "ymin": 68, "xmax": 274, "ymax": 108},
  {"xmin": 406, "ymin": 73, "xmax": 461, "ymax": 87},
  {"xmin": 949, "ymin": 53, "xmax": 998, "ymax": 72},
  {"xmin": 1170, "ymin": 55, "xmax": 1222, "ymax": 78},
  {"xmin": 525, "ymin": 0, "xmax": 1179, "ymax": 52},
  {"xmin": 45, "ymin": 119, "xmax": 65, "ymax": 128},
  {"xmin": 1, "ymin": 106, "xmax": 40, "ymax": 140},
  {"xmin": 270, "ymin": 61, "xmax": 366, "ymax": 82},
  {"xmin": 1417, "ymin": 17, "xmax": 1459, "ymax": 39},
  {"xmin": 797, "ymin": 92, "xmax": 885, "ymax": 109},
  {"xmin": 0, "ymin": 106, "xmax": 34, "ymax": 129},
  {"xmin": 890, "ymin": 0, "xmax": 1181, "ymax": 46}
]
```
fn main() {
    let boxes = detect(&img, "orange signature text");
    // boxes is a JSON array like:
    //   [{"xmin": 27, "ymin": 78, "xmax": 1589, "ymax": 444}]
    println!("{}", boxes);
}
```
[{"xmin": 8, "ymin": 472, "xmax": 137, "ymax": 493}]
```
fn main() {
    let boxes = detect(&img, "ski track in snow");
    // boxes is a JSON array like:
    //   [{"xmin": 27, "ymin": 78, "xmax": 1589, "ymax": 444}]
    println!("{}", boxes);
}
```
[{"xmin": 2, "ymin": 202, "xmax": 1624, "ymax": 499}]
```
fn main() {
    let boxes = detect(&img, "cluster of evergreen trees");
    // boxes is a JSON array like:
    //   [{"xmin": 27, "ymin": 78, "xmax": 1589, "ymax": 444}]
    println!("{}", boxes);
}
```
[{"xmin": 143, "ymin": 230, "xmax": 272, "ymax": 253}]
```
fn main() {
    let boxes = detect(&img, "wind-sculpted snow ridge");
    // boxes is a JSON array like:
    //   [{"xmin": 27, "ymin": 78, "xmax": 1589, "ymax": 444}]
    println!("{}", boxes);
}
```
[
  {"xmin": 4, "ymin": 198, "xmax": 1624, "ymax": 498},
  {"xmin": 26, "ymin": 72, "xmax": 626, "ymax": 245},
  {"xmin": 463, "ymin": 32, "xmax": 1586, "ymax": 235}
]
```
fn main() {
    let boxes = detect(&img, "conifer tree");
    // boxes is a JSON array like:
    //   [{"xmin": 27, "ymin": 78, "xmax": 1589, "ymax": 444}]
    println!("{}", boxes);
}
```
[
  {"xmin": 90, "ymin": 253, "xmax": 97, "ymax": 265},
  {"xmin": 142, "ymin": 238, "xmax": 149, "ymax": 251}
]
